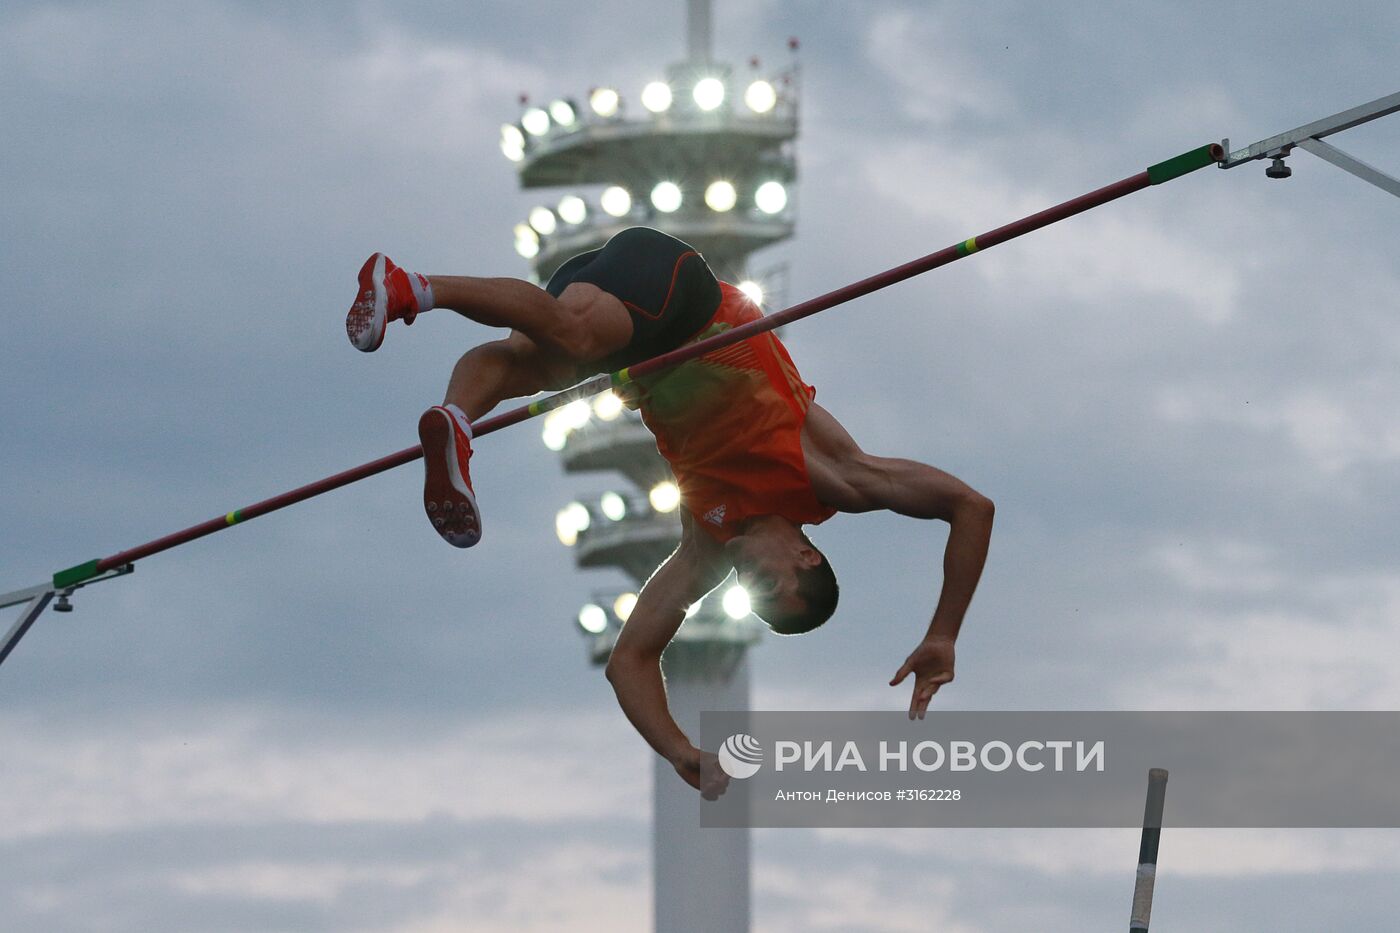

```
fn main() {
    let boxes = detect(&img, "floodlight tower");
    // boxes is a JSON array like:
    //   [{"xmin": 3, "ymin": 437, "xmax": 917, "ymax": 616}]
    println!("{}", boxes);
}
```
[{"xmin": 498, "ymin": 4, "xmax": 799, "ymax": 931}]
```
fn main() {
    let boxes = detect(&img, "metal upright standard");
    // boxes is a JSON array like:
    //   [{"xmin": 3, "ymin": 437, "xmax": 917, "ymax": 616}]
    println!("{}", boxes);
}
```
[
  {"xmin": 1219, "ymin": 90, "xmax": 1400, "ymax": 197},
  {"xmin": 1129, "ymin": 768, "xmax": 1169, "ymax": 933},
  {"xmin": 0, "ymin": 142, "xmax": 1226, "ymax": 668}
]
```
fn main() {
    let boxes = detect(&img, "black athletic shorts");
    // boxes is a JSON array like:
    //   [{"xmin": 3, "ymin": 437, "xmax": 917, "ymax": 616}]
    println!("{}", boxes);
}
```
[{"xmin": 544, "ymin": 227, "xmax": 722, "ymax": 373}]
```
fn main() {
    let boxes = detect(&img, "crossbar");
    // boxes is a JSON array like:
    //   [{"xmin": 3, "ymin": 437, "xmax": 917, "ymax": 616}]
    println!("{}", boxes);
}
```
[{"xmin": 3, "ymin": 142, "xmax": 1223, "ymax": 668}]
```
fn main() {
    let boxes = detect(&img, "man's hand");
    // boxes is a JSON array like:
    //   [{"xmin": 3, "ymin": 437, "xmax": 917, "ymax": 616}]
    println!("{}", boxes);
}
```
[
  {"xmin": 889, "ymin": 636, "xmax": 956, "ymax": 720},
  {"xmin": 671, "ymin": 746, "xmax": 731, "ymax": 800}
]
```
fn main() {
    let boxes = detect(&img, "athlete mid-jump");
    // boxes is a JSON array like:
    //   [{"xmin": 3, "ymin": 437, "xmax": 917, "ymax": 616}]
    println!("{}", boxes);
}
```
[{"xmin": 346, "ymin": 227, "xmax": 994, "ymax": 797}]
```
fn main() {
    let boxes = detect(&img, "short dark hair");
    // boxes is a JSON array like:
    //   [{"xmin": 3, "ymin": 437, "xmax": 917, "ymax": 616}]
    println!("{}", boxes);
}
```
[{"xmin": 758, "ymin": 543, "xmax": 839, "ymax": 636}]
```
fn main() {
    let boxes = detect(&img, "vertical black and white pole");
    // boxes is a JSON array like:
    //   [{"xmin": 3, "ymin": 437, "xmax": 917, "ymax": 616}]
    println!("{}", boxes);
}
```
[{"xmin": 1129, "ymin": 768, "xmax": 1169, "ymax": 933}]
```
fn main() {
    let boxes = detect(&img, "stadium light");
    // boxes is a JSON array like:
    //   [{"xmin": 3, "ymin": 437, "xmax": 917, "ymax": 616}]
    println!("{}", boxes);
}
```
[
  {"xmin": 592, "ymin": 390, "xmax": 624, "ymax": 420},
  {"xmin": 578, "ymin": 603, "xmax": 608, "ymax": 634},
  {"xmin": 528, "ymin": 207, "xmax": 557, "ymax": 236},
  {"xmin": 500, "ymin": 124, "xmax": 526, "ymax": 161},
  {"xmin": 561, "ymin": 399, "xmax": 591, "ymax": 430},
  {"xmin": 589, "ymin": 87, "xmax": 620, "ymax": 117},
  {"xmin": 613, "ymin": 592, "xmax": 638, "ymax": 622},
  {"xmin": 559, "ymin": 501, "xmax": 591, "ymax": 541},
  {"xmin": 722, "ymin": 585, "xmax": 752, "ymax": 619},
  {"xmin": 555, "ymin": 507, "xmax": 579, "ymax": 546},
  {"xmin": 600, "ymin": 186, "xmax": 632, "ymax": 217},
  {"xmin": 549, "ymin": 99, "xmax": 577, "ymax": 127},
  {"xmin": 705, "ymin": 180, "xmax": 737, "ymax": 212},
  {"xmin": 541, "ymin": 416, "xmax": 568, "ymax": 451},
  {"xmin": 693, "ymin": 77, "xmax": 725, "ymax": 111},
  {"xmin": 513, "ymin": 223, "xmax": 539, "ymax": 259},
  {"xmin": 736, "ymin": 280, "xmax": 763, "ymax": 305},
  {"xmin": 600, "ymin": 491, "xmax": 627, "ymax": 521},
  {"xmin": 649, "ymin": 481, "xmax": 681, "ymax": 513},
  {"xmin": 744, "ymin": 80, "xmax": 777, "ymax": 114},
  {"xmin": 558, "ymin": 195, "xmax": 587, "ymax": 225},
  {"xmin": 651, "ymin": 181, "xmax": 682, "ymax": 213},
  {"xmin": 521, "ymin": 107, "xmax": 550, "ymax": 137},
  {"xmin": 755, "ymin": 180, "xmax": 788, "ymax": 214},
  {"xmin": 641, "ymin": 81, "xmax": 673, "ymax": 113}
]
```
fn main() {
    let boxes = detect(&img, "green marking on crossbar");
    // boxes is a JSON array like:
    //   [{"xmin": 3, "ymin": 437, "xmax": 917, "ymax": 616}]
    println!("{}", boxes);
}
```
[
  {"xmin": 1147, "ymin": 144, "xmax": 1220, "ymax": 185},
  {"xmin": 956, "ymin": 237, "xmax": 980, "ymax": 257},
  {"xmin": 225, "ymin": 510, "xmax": 242, "ymax": 526},
  {"xmin": 53, "ymin": 559, "xmax": 102, "ymax": 590}
]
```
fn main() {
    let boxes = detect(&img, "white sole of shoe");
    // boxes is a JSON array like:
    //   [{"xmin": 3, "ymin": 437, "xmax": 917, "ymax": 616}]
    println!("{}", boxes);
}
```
[
  {"xmin": 347, "ymin": 253, "xmax": 388, "ymax": 352},
  {"xmin": 418, "ymin": 407, "xmax": 482, "ymax": 548}
]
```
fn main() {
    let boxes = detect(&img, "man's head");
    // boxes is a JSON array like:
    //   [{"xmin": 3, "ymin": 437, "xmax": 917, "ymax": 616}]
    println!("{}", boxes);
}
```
[{"xmin": 725, "ymin": 518, "xmax": 839, "ymax": 635}]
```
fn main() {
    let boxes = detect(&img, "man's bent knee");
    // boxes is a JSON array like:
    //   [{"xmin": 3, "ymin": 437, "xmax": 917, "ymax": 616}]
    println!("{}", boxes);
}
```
[{"xmin": 476, "ymin": 331, "xmax": 580, "ymax": 394}]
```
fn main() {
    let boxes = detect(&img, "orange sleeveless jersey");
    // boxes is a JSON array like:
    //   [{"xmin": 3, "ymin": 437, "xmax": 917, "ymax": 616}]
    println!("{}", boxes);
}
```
[{"xmin": 631, "ymin": 282, "xmax": 837, "ymax": 542}]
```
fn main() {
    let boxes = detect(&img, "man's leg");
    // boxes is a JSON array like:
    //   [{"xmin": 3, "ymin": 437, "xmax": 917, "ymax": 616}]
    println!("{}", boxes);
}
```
[
  {"xmin": 417, "ymin": 327, "xmax": 594, "ymax": 549},
  {"xmin": 444, "ymin": 331, "xmax": 579, "ymax": 422},
  {"xmin": 345, "ymin": 252, "xmax": 634, "ymax": 548},
  {"xmin": 427, "ymin": 276, "xmax": 631, "ymax": 364},
  {"xmin": 412, "ymin": 265, "xmax": 633, "ymax": 362},
  {"xmin": 417, "ymin": 288, "xmax": 629, "ymax": 548},
  {"xmin": 347, "ymin": 253, "xmax": 631, "ymax": 362},
  {"xmin": 427, "ymin": 276, "xmax": 564, "ymax": 341}
]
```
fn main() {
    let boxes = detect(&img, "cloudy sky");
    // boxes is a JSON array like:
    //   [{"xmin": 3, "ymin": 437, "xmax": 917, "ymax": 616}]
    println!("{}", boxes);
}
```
[{"xmin": 2, "ymin": 0, "xmax": 1398, "ymax": 930}]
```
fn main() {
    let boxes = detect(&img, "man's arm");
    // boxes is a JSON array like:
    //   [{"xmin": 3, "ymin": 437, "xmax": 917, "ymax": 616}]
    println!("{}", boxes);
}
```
[
  {"xmin": 802, "ymin": 403, "xmax": 995, "ymax": 718},
  {"xmin": 604, "ymin": 513, "xmax": 731, "ymax": 793}
]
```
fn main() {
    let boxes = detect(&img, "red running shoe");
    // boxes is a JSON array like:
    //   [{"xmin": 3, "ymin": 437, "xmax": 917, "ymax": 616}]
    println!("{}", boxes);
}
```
[
  {"xmin": 346, "ymin": 253, "xmax": 425, "ymax": 352},
  {"xmin": 418, "ymin": 406, "xmax": 482, "ymax": 548}
]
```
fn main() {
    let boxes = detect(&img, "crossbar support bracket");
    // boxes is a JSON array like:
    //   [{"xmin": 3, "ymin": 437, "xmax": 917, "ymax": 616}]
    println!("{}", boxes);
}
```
[
  {"xmin": 0, "ymin": 564, "xmax": 134, "ymax": 666},
  {"xmin": 1296, "ymin": 137, "xmax": 1400, "ymax": 198},
  {"xmin": 1219, "ymin": 90, "xmax": 1400, "ymax": 198}
]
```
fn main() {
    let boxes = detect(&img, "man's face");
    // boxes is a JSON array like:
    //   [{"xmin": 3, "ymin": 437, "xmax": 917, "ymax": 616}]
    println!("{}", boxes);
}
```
[{"xmin": 727, "ymin": 534, "xmax": 807, "ymax": 619}]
